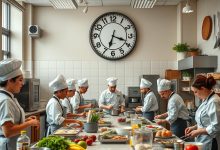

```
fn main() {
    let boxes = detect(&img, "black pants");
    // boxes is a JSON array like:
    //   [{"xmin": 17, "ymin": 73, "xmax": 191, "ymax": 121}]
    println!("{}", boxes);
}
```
[
  {"xmin": 143, "ymin": 111, "xmax": 154, "ymax": 121},
  {"xmin": 171, "ymin": 118, "xmax": 187, "ymax": 138},
  {"xmin": 212, "ymin": 138, "xmax": 218, "ymax": 150}
]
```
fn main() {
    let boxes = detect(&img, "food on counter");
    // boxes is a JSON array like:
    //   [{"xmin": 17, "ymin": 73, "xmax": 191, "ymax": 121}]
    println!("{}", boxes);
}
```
[
  {"xmin": 90, "ymin": 135, "xmax": 97, "ymax": 142},
  {"xmin": 54, "ymin": 128, "xmax": 80, "ymax": 135},
  {"xmin": 74, "ymin": 139, "xmax": 80, "ymax": 143},
  {"xmin": 155, "ymin": 130, "xmax": 173, "ymax": 138},
  {"xmin": 117, "ymin": 117, "xmax": 126, "ymax": 122},
  {"xmin": 37, "ymin": 135, "xmax": 70, "ymax": 150},
  {"xmin": 81, "ymin": 135, "xmax": 89, "ymax": 141},
  {"xmin": 98, "ymin": 119, "xmax": 105, "ymax": 124},
  {"xmin": 77, "ymin": 141, "xmax": 87, "ymax": 149},
  {"xmin": 68, "ymin": 143, "xmax": 86, "ymax": 150},
  {"xmin": 86, "ymin": 138, "xmax": 93, "ymax": 146},
  {"xmin": 185, "ymin": 145, "xmax": 199, "ymax": 150},
  {"xmin": 111, "ymin": 135, "xmax": 128, "ymax": 140},
  {"xmin": 100, "ymin": 127, "xmax": 108, "ymax": 132},
  {"xmin": 134, "ymin": 144, "xmax": 151, "ymax": 150}
]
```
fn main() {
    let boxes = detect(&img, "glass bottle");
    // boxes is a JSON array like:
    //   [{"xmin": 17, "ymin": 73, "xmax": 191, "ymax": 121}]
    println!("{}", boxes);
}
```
[{"xmin": 16, "ymin": 130, "xmax": 30, "ymax": 150}]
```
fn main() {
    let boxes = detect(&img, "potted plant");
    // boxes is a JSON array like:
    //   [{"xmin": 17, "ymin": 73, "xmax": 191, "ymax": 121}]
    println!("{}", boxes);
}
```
[
  {"xmin": 84, "ymin": 111, "xmax": 100, "ymax": 133},
  {"xmin": 186, "ymin": 47, "xmax": 200, "ymax": 57},
  {"xmin": 172, "ymin": 43, "xmax": 189, "ymax": 60},
  {"xmin": 182, "ymin": 71, "xmax": 191, "ymax": 81}
]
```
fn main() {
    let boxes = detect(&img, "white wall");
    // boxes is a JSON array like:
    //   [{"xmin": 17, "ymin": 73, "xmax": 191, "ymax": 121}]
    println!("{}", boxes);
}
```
[
  {"xmin": 197, "ymin": 0, "xmax": 220, "ymax": 71},
  {"xmin": 24, "ymin": 5, "xmax": 181, "ymax": 102}
]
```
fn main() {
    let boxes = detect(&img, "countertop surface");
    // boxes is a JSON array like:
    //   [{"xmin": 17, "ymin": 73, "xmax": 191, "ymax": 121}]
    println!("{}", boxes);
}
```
[{"xmin": 75, "ymin": 115, "xmax": 177, "ymax": 150}]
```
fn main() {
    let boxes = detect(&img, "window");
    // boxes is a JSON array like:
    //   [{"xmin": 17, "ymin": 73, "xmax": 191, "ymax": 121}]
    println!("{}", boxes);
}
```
[{"xmin": 2, "ymin": 2, "xmax": 10, "ymax": 59}]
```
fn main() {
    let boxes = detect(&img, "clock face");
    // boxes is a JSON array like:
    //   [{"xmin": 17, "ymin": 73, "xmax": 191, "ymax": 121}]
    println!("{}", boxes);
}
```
[{"xmin": 89, "ymin": 12, "xmax": 137, "ymax": 60}]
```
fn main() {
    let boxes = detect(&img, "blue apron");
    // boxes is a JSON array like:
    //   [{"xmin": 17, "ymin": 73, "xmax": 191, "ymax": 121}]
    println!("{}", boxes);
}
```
[
  {"xmin": 46, "ymin": 96, "xmax": 65, "ymax": 136},
  {"xmin": 169, "ymin": 92, "xmax": 187, "ymax": 138},
  {"xmin": 143, "ymin": 111, "xmax": 155, "ymax": 121},
  {"xmin": 0, "ymin": 90, "xmax": 22, "ymax": 150},
  {"xmin": 76, "ymin": 91, "xmax": 84, "ymax": 113}
]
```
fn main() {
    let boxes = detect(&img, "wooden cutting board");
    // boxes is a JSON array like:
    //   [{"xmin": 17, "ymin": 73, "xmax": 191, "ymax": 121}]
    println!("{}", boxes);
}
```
[{"xmin": 202, "ymin": 16, "xmax": 212, "ymax": 40}]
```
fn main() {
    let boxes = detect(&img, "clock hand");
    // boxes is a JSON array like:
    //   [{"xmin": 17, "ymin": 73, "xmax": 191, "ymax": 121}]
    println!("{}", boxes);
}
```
[
  {"xmin": 113, "ymin": 35, "xmax": 126, "ymax": 41},
  {"xmin": 109, "ymin": 30, "xmax": 116, "ymax": 48}
]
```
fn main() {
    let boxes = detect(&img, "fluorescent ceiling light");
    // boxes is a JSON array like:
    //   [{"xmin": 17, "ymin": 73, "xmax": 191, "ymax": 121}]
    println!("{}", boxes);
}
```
[
  {"xmin": 131, "ymin": 0, "xmax": 157, "ymax": 8},
  {"xmin": 49, "ymin": 0, "xmax": 78, "ymax": 9},
  {"xmin": 182, "ymin": 1, "xmax": 193, "ymax": 13}
]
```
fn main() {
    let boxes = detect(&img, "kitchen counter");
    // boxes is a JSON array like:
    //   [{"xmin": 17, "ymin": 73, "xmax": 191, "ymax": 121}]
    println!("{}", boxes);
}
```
[{"xmin": 76, "ymin": 115, "xmax": 178, "ymax": 150}]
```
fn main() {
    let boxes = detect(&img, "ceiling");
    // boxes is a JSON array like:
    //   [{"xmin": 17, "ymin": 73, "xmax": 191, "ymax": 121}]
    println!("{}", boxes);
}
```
[{"xmin": 16, "ymin": 0, "xmax": 183, "ymax": 7}]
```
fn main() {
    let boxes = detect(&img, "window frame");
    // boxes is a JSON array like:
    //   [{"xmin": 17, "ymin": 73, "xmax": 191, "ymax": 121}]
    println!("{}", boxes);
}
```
[{"xmin": 2, "ymin": 2, "xmax": 10, "ymax": 59}]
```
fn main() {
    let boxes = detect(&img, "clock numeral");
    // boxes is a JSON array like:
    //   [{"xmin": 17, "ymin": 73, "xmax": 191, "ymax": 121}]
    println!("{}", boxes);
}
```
[
  {"xmin": 120, "ymin": 18, "xmax": 124, "ymax": 24},
  {"xmin": 119, "ymin": 48, "xmax": 124, "ymax": 55},
  {"xmin": 102, "ymin": 18, "xmax": 108, "ymax": 24},
  {"xmin": 93, "ymin": 33, "xmax": 99, "ymax": 39},
  {"xmin": 103, "ymin": 47, "xmax": 108, "ymax": 54},
  {"xmin": 111, "ymin": 51, "xmax": 115, "ymax": 56},
  {"xmin": 95, "ymin": 24, "xmax": 102, "ymax": 31},
  {"xmin": 126, "ymin": 43, "xmax": 131, "ymax": 48},
  {"xmin": 96, "ymin": 42, "xmax": 101, "ymax": 48},
  {"xmin": 128, "ymin": 33, "xmax": 133, "ymax": 39},
  {"xmin": 110, "ymin": 15, "xmax": 116, "ymax": 22},
  {"xmin": 124, "ymin": 25, "xmax": 131, "ymax": 31}
]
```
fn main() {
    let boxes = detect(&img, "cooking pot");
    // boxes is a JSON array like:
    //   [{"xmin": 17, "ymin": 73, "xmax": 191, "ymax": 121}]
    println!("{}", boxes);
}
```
[
  {"xmin": 111, "ymin": 109, "xmax": 119, "ymax": 116},
  {"xmin": 124, "ymin": 110, "xmax": 135, "ymax": 118}
]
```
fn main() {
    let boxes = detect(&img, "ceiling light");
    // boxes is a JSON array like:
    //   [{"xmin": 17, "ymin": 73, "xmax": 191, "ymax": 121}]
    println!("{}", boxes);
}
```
[
  {"xmin": 182, "ymin": 0, "xmax": 193, "ymax": 13},
  {"xmin": 131, "ymin": 0, "xmax": 157, "ymax": 8},
  {"xmin": 49, "ymin": 0, "xmax": 78, "ymax": 9}
]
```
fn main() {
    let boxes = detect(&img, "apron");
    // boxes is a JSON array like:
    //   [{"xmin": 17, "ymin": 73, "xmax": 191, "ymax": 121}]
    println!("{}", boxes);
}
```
[
  {"xmin": 195, "ymin": 92, "xmax": 218, "ymax": 150},
  {"xmin": 46, "ymin": 96, "xmax": 65, "ymax": 136},
  {"xmin": 169, "ymin": 92, "xmax": 187, "ymax": 138},
  {"xmin": 76, "ymin": 91, "xmax": 84, "ymax": 113},
  {"xmin": 0, "ymin": 90, "xmax": 23, "ymax": 150},
  {"xmin": 66, "ymin": 97, "xmax": 73, "ymax": 113},
  {"xmin": 142, "ymin": 90, "xmax": 155, "ymax": 121}
]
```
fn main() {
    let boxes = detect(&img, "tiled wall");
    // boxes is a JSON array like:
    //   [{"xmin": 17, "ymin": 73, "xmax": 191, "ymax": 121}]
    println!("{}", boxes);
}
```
[{"xmin": 30, "ymin": 60, "xmax": 177, "ymax": 104}]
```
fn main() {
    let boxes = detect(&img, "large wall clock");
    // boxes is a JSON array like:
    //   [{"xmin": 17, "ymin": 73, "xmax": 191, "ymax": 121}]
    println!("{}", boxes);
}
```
[{"xmin": 89, "ymin": 12, "xmax": 137, "ymax": 60}]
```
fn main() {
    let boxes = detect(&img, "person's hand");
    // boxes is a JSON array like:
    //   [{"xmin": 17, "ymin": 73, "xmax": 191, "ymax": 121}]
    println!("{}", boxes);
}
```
[
  {"xmin": 25, "ymin": 116, "xmax": 37, "ymax": 121},
  {"xmin": 108, "ymin": 105, "xmax": 113, "ymax": 110},
  {"xmin": 185, "ymin": 126, "xmax": 195, "ymax": 136},
  {"xmin": 156, "ymin": 119, "xmax": 167, "ymax": 125},
  {"xmin": 154, "ymin": 115, "xmax": 162, "ymax": 119},
  {"xmin": 187, "ymin": 129, "xmax": 203, "ymax": 138},
  {"xmin": 28, "ymin": 118, "xmax": 40, "ymax": 129},
  {"xmin": 135, "ymin": 107, "xmax": 141, "ymax": 112},
  {"xmin": 120, "ymin": 108, "xmax": 126, "ymax": 113},
  {"xmin": 79, "ymin": 112, "xmax": 86, "ymax": 118}
]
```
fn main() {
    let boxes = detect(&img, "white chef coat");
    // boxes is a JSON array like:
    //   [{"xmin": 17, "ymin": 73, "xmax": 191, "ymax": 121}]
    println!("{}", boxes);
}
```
[
  {"xmin": 70, "ymin": 91, "xmax": 84, "ymax": 113},
  {"xmin": 62, "ymin": 97, "xmax": 73, "ymax": 114},
  {"xmin": 165, "ymin": 92, "xmax": 189, "ymax": 124},
  {"xmin": 99, "ymin": 89, "xmax": 125, "ymax": 113},
  {"xmin": 0, "ymin": 89, "xmax": 25, "ymax": 150},
  {"xmin": 195, "ymin": 92, "xmax": 220, "ymax": 150},
  {"xmin": 46, "ymin": 95, "xmax": 65, "ymax": 127},
  {"xmin": 141, "ymin": 90, "xmax": 158, "ymax": 112}
]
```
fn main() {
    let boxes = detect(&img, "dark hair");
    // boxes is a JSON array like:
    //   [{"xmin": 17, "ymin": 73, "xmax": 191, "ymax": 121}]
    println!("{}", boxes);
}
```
[
  {"xmin": 0, "ymin": 76, "xmax": 19, "ymax": 87},
  {"xmin": 192, "ymin": 75, "xmax": 216, "ymax": 90}
]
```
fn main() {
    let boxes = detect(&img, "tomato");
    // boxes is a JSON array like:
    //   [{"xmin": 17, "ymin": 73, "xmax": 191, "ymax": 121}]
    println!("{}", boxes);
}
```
[
  {"xmin": 86, "ymin": 138, "xmax": 93, "ymax": 146},
  {"xmin": 185, "ymin": 145, "xmax": 199, "ymax": 150},
  {"xmin": 146, "ymin": 125, "xmax": 154, "ymax": 128}
]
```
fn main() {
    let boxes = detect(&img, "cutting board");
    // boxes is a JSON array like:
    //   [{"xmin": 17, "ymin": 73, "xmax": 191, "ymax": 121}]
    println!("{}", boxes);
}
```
[{"xmin": 202, "ymin": 16, "xmax": 212, "ymax": 40}]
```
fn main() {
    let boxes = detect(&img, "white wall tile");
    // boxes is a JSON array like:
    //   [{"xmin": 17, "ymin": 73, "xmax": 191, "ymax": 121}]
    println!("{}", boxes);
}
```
[
  {"xmin": 99, "ymin": 69, "xmax": 107, "ymax": 77},
  {"xmin": 49, "ymin": 61, "xmax": 57, "ymax": 69},
  {"xmin": 65, "ymin": 61, "xmax": 74, "ymax": 69},
  {"xmin": 57, "ymin": 61, "xmax": 65, "ymax": 69},
  {"xmin": 99, "ymin": 61, "xmax": 107, "ymax": 69},
  {"xmin": 73, "ymin": 61, "xmax": 82, "ymax": 69}
]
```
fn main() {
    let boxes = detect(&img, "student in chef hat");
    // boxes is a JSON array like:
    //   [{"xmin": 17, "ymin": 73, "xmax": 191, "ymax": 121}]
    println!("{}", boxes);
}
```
[
  {"xmin": 71, "ymin": 78, "xmax": 93, "ymax": 113},
  {"xmin": 135, "ymin": 78, "xmax": 158, "ymax": 121},
  {"xmin": 46, "ymin": 75, "xmax": 83, "ymax": 136},
  {"xmin": 62, "ymin": 79, "xmax": 86, "ymax": 118},
  {"xmin": 99, "ymin": 77, "xmax": 125, "ymax": 114},
  {"xmin": 155, "ymin": 78, "xmax": 189, "ymax": 138},
  {"xmin": 0, "ymin": 58, "xmax": 40, "ymax": 150}
]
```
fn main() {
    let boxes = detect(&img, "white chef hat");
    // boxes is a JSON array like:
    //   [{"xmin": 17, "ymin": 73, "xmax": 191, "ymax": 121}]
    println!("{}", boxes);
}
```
[
  {"xmin": 107, "ymin": 77, "xmax": 118, "ymax": 86},
  {"xmin": 66, "ymin": 78, "xmax": 77, "ymax": 90},
  {"xmin": 140, "ymin": 78, "xmax": 152, "ymax": 88},
  {"xmin": 49, "ymin": 74, "xmax": 68, "ymax": 92},
  {"xmin": 0, "ymin": 58, "xmax": 22, "ymax": 81},
  {"xmin": 77, "ymin": 78, "xmax": 88, "ymax": 87},
  {"xmin": 157, "ymin": 78, "xmax": 171, "ymax": 92}
]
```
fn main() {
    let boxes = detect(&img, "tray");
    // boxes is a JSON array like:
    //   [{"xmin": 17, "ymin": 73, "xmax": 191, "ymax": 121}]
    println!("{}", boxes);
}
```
[
  {"xmin": 53, "ymin": 127, "xmax": 81, "ymax": 137},
  {"xmin": 98, "ymin": 135, "xmax": 128, "ymax": 144},
  {"xmin": 98, "ymin": 121, "xmax": 112, "ymax": 127}
]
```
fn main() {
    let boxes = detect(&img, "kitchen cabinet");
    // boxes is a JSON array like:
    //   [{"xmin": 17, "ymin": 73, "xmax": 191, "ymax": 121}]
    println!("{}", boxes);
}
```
[{"xmin": 178, "ymin": 56, "xmax": 217, "ymax": 108}]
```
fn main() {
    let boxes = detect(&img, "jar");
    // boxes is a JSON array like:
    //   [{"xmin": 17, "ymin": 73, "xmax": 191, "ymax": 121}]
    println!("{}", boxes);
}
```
[{"xmin": 133, "ymin": 127, "xmax": 153, "ymax": 150}]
